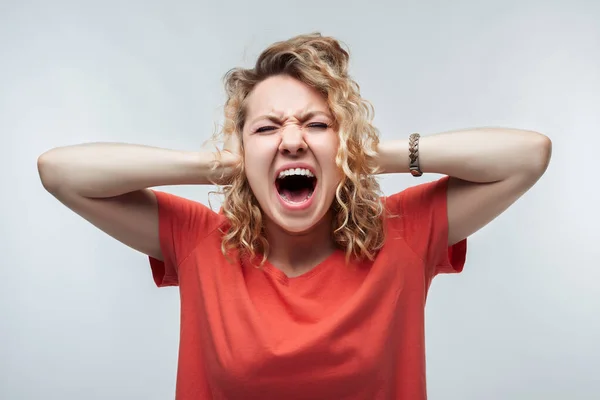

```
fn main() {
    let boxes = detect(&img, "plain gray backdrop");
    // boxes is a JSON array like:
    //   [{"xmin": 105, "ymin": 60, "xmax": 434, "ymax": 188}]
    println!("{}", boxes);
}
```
[{"xmin": 1, "ymin": 0, "xmax": 599, "ymax": 399}]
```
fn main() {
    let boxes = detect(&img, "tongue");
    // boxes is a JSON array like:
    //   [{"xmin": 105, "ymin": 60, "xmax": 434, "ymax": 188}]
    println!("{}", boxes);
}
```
[{"xmin": 282, "ymin": 187, "xmax": 311, "ymax": 203}]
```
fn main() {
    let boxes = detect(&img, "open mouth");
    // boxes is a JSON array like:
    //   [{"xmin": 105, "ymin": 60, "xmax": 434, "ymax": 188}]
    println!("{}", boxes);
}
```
[{"xmin": 275, "ymin": 173, "xmax": 317, "ymax": 204}]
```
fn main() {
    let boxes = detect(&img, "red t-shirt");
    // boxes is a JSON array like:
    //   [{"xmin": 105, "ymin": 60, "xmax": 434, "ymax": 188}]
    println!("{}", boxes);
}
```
[{"xmin": 149, "ymin": 176, "xmax": 467, "ymax": 399}]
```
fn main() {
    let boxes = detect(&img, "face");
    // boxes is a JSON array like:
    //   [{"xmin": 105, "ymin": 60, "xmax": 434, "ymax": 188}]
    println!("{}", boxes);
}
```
[{"xmin": 242, "ymin": 74, "xmax": 341, "ymax": 235}]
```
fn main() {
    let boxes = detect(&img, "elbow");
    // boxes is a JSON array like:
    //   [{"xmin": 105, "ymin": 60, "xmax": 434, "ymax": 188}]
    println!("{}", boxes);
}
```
[
  {"xmin": 518, "ymin": 132, "xmax": 552, "ymax": 180},
  {"xmin": 37, "ymin": 151, "xmax": 62, "ymax": 194},
  {"xmin": 532, "ymin": 133, "xmax": 552, "ymax": 175}
]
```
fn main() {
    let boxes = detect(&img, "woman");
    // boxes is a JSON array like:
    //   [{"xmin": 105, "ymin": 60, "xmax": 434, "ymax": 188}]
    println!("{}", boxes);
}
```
[{"xmin": 37, "ymin": 33, "xmax": 552, "ymax": 399}]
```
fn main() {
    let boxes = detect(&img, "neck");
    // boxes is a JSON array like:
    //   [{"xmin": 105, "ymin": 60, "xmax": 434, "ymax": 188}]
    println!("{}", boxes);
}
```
[{"xmin": 264, "ymin": 213, "xmax": 337, "ymax": 277}]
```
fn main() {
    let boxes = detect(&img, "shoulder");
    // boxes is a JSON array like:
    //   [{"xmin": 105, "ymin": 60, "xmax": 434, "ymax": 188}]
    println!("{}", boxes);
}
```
[
  {"xmin": 151, "ymin": 189, "xmax": 227, "ymax": 239},
  {"xmin": 380, "ymin": 176, "xmax": 467, "ymax": 276},
  {"xmin": 382, "ymin": 175, "xmax": 451, "ymax": 218}
]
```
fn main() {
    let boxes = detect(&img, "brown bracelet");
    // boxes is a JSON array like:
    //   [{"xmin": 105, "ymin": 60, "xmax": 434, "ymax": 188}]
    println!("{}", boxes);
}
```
[{"xmin": 408, "ymin": 133, "xmax": 423, "ymax": 177}]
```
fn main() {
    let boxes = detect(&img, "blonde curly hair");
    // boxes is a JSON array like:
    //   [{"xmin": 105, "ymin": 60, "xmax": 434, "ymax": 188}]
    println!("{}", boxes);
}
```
[{"xmin": 212, "ymin": 32, "xmax": 386, "ymax": 266}]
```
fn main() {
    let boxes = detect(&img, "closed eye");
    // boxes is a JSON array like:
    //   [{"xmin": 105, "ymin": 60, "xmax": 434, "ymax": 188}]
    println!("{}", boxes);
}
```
[
  {"xmin": 256, "ymin": 126, "xmax": 276, "ymax": 133},
  {"xmin": 307, "ymin": 123, "xmax": 329, "ymax": 129},
  {"xmin": 255, "ymin": 123, "xmax": 329, "ymax": 133}
]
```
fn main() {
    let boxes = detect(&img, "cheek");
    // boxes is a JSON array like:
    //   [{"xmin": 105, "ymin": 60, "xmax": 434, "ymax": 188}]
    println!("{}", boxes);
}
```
[
  {"xmin": 313, "ymin": 135, "xmax": 341, "ymax": 174},
  {"xmin": 243, "ymin": 139, "xmax": 274, "ymax": 187},
  {"xmin": 320, "ymin": 130, "xmax": 340, "ymax": 156},
  {"xmin": 326, "ymin": 146, "xmax": 343, "ymax": 187},
  {"xmin": 243, "ymin": 153, "xmax": 261, "ymax": 183}
]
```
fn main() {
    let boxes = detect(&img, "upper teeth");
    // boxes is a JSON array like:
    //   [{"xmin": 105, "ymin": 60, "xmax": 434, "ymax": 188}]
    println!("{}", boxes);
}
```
[{"xmin": 278, "ymin": 168, "xmax": 315, "ymax": 179}]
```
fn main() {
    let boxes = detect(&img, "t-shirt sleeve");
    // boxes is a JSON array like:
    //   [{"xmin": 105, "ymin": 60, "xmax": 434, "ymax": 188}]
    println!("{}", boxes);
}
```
[
  {"xmin": 386, "ymin": 176, "xmax": 467, "ymax": 279},
  {"xmin": 148, "ymin": 190, "xmax": 221, "ymax": 287}
]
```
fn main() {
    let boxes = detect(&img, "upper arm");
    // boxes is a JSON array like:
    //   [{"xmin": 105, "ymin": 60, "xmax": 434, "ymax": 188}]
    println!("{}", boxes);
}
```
[
  {"xmin": 446, "ymin": 171, "xmax": 546, "ymax": 246},
  {"xmin": 445, "ymin": 133, "xmax": 552, "ymax": 246},
  {"xmin": 47, "ymin": 187, "xmax": 164, "ymax": 260}
]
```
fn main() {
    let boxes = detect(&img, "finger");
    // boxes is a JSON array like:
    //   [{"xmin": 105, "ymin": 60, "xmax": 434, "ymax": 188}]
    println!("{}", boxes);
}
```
[{"xmin": 224, "ymin": 132, "xmax": 241, "ymax": 153}]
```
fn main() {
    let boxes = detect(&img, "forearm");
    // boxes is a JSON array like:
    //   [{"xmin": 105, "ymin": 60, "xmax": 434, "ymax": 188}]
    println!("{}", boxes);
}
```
[
  {"xmin": 376, "ymin": 127, "xmax": 552, "ymax": 183},
  {"xmin": 37, "ymin": 143, "xmax": 234, "ymax": 198}
]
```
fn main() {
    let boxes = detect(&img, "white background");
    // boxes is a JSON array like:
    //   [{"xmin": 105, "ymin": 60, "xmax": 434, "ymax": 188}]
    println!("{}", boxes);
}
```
[{"xmin": 1, "ymin": 0, "xmax": 598, "ymax": 398}]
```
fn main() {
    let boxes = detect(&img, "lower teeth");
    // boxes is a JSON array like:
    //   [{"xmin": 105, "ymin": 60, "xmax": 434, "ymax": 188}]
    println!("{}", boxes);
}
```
[{"xmin": 282, "ymin": 192, "xmax": 313, "ymax": 203}]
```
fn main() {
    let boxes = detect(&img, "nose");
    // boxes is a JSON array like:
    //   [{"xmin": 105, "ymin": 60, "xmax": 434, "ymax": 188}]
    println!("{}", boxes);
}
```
[{"xmin": 278, "ymin": 125, "xmax": 308, "ymax": 156}]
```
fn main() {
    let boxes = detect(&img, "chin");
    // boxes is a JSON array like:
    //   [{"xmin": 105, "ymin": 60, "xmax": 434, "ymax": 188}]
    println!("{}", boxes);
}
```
[
  {"xmin": 272, "ymin": 217, "xmax": 324, "ymax": 235},
  {"xmin": 264, "ymin": 196, "xmax": 334, "ymax": 237}
]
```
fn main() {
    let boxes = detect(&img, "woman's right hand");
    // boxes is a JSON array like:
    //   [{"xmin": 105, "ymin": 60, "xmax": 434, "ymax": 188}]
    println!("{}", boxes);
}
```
[
  {"xmin": 215, "ymin": 132, "xmax": 242, "ymax": 184},
  {"xmin": 222, "ymin": 132, "xmax": 242, "ymax": 163}
]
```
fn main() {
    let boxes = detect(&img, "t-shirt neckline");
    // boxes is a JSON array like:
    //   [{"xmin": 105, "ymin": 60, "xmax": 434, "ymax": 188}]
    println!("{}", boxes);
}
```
[{"xmin": 260, "ymin": 249, "xmax": 344, "ymax": 285}]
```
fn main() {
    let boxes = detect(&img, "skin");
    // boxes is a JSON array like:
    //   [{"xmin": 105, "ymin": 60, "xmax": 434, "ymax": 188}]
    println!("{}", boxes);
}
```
[{"xmin": 241, "ymin": 75, "xmax": 342, "ymax": 275}]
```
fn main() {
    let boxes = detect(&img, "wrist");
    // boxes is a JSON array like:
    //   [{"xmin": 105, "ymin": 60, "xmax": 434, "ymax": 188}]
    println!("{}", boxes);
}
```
[
  {"xmin": 375, "ymin": 139, "xmax": 410, "ymax": 174},
  {"xmin": 198, "ymin": 150, "xmax": 240, "ymax": 185}
]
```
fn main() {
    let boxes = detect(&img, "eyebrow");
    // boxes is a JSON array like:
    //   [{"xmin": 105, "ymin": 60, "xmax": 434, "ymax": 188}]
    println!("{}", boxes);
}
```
[{"xmin": 249, "ymin": 110, "xmax": 333, "ymax": 125}]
